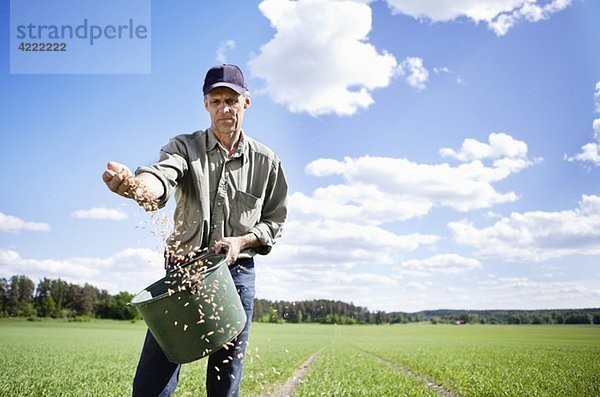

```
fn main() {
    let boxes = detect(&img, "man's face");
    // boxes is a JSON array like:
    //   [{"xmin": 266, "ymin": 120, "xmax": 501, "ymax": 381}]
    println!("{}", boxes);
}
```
[{"xmin": 204, "ymin": 87, "xmax": 250, "ymax": 136}]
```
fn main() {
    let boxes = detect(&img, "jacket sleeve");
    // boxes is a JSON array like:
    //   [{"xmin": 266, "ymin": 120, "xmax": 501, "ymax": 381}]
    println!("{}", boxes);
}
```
[
  {"xmin": 135, "ymin": 137, "xmax": 189, "ymax": 209},
  {"xmin": 249, "ymin": 157, "xmax": 288, "ymax": 255}
]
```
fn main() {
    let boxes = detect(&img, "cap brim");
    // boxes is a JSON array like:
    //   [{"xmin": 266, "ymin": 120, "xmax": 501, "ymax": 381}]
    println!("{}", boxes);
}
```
[{"xmin": 203, "ymin": 82, "xmax": 246, "ymax": 95}]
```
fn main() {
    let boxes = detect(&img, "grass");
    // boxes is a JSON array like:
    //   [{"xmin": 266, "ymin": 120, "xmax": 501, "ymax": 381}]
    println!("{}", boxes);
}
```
[
  {"xmin": 0, "ymin": 318, "xmax": 143, "ymax": 397},
  {"xmin": 174, "ymin": 323, "xmax": 333, "ymax": 396},
  {"xmin": 295, "ymin": 333, "xmax": 438, "ymax": 397},
  {"xmin": 340, "ymin": 324, "xmax": 600, "ymax": 397},
  {"xmin": 1, "ymin": 319, "xmax": 599, "ymax": 396}
]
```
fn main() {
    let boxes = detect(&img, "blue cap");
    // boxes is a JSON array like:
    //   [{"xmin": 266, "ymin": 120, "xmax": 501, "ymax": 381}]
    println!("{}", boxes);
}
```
[{"xmin": 203, "ymin": 64, "xmax": 248, "ymax": 95}]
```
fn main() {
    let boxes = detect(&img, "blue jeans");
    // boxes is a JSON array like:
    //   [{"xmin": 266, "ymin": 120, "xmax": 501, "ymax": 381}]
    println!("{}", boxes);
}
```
[{"xmin": 132, "ymin": 258, "xmax": 255, "ymax": 397}]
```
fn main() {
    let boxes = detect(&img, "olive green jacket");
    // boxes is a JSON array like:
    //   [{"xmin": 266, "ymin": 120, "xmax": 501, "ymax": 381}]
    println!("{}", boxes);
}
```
[{"xmin": 136, "ymin": 129, "xmax": 288, "ymax": 257}]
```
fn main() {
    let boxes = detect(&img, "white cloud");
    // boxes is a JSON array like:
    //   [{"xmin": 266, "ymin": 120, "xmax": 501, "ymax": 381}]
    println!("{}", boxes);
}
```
[
  {"xmin": 71, "ymin": 207, "xmax": 128, "ymax": 221},
  {"xmin": 397, "ymin": 57, "xmax": 429, "ymax": 90},
  {"xmin": 488, "ymin": 0, "xmax": 572, "ymax": 36},
  {"xmin": 595, "ymin": 81, "xmax": 600, "ymax": 113},
  {"xmin": 216, "ymin": 40, "xmax": 236, "ymax": 63},
  {"xmin": 431, "ymin": 66, "xmax": 465, "ymax": 85},
  {"xmin": 3, "ymin": 246, "xmax": 596, "ymax": 312},
  {"xmin": 249, "ymin": 192, "xmax": 439, "ymax": 307},
  {"xmin": 385, "ymin": 0, "xmax": 572, "ymax": 36},
  {"xmin": 450, "ymin": 195, "xmax": 600, "ymax": 262},
  {"xmin": 271, "ymin": 217, "xmax": 439, "ymax": 268},
  {"xmin": 248, "ymin": 0, "xmax": 398, "ymax": 116},
  {"xmin": 567, "ymin": 142, "xmax": 600, "ymax": 166},
  {"xmin": 286, "ymin": 217, "xmax": 438, "ymax": 253},
  {"xmin": 380, "ymin": 276, "xmax": 598, "ymax": 312},
  {"xmin": 440, "ymin": 132, "xmax": 529, "ymax": 162},
  {"xmin": 406, "ymin": 281, "xmax": 427, "ymax": 290},
  {"xmin": 396, "ymin": 254, "xmax": 482, "ymax": 276},
  {"xmin": 0, "ymin": 212, "xmax": 50, "ymax": 233},
  {"xmin": 0, "ymin": 248, "xmax": 164, "ymax": 294},
  {"xmin": 474, "ymin": 277, "xmax": 598, "ymax": 308},
  {"xmin": 302, "ymin": 133, "xmax": 536, "ymax": 223},
  {"xmin": 566, "ymin": 82, "xmax": 600, "ymax": 166},
  {"xmin": 250, "ymin": 133, "xmax": 537, "ymax": 309},
  {"xmin": 255, "ymin": 252, "xmax": 403, "ymax": 308}
]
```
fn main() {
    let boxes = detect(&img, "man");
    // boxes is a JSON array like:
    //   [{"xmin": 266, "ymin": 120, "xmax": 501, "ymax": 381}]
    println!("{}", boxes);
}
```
[{"xmin": 102, "ymin": 64, "xmax": 288, "ymax": 397}]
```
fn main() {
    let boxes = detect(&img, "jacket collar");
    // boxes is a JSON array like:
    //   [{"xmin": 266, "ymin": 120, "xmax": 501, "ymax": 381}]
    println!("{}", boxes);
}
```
[{"xmin": 207, "ymin": 129, "xmax": 248, "ymax": 160}]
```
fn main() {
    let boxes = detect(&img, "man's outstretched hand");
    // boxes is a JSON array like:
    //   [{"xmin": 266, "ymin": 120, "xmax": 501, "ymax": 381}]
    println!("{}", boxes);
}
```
[
  {"xmin": 102, "ymin": 161, "xmax": 135, "ymax": 198},
  {"xmin": 102, "ymin": 161, "xmax": 161, "ymax": 212}
]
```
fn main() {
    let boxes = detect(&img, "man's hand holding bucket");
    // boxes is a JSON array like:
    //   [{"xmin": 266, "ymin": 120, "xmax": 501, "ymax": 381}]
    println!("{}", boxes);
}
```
[{"xmin": 215, "ymin": 234, "xmax": 261, "ymax": 266}]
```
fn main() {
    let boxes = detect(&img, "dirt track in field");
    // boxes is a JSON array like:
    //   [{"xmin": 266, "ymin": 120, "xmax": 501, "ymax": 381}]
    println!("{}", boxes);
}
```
[
  {"xmin": 261, "ymin": 352, "xmax": 319, "ymax": 397},
  {"xmin": 354, "ymin": 345, "xmax": 460, "ymax": 397},
  {"xmin": 264, "ymin": 345, "xmax": 459, "ymax": 397}
]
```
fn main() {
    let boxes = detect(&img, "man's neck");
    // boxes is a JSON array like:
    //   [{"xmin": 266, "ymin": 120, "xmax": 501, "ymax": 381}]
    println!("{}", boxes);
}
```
[{"xmin": 213, "ymin": 129, "xmax": 242, "ymax": 156}]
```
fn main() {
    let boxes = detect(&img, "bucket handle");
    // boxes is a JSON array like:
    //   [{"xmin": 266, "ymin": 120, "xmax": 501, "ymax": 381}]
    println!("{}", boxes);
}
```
[{"xmin": 166, "ymin": 250, "xmax": 224, "ymax": 276}]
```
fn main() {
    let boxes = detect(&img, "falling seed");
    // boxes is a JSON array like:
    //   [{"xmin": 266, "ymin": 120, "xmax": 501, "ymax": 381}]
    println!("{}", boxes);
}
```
[
  {"xmin": 214, "ymin": 366, "xmax": 220, "ymax": 372},
  {"xmin": 174, "ymin": 321, "xmax": 178, "ymax": 326},
  {"xmin": 184, "ymin": 324, "xmax": 188, "ymax": 331},
  {"xmin": 217, "ymin": 375, "xmax": 221, "ymax": 381}
]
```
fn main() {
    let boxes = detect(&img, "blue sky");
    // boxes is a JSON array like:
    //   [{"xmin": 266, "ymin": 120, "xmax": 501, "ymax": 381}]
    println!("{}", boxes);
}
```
[{"xmin": 1, "ymin": 0, "xmax": 599, "ymax": 312}]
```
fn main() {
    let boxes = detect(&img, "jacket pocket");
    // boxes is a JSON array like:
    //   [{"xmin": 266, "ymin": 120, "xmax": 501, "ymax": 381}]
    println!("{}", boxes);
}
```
[{"xmin": 231, "ymin": 191, "xmax": 262, "ymax": 233}]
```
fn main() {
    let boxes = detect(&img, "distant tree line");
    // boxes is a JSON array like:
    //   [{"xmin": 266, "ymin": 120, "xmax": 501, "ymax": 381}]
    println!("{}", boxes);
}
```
[
  {"xmin": 404, "ymin": 309, "xmax": 600, "ymax": 325},
  {"xmin": 252, "ymin": 299, "xmax": 387, "ymax": 324},
  {"xmin": 2, "ymin": 275, "xmax": 599, "ymax": 325},
  {"xmin": 0, "ymin": 275, "xmax": 139, "ymax": 321},
  {"xmin": 252, "ymin": 299, "xmax": 600, "ymax": 325}
]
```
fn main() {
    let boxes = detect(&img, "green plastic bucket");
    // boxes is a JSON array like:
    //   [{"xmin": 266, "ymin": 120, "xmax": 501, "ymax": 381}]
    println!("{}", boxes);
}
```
[{"xmin": 130, "ymin": 253, "xmax": 247, "ymax": 364}]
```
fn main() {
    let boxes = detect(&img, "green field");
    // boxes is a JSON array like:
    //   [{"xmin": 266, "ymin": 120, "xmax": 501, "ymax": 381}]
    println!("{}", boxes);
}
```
[{"xmin": 1, "ymin": 319, "xmax": 599, "ymax": 396}]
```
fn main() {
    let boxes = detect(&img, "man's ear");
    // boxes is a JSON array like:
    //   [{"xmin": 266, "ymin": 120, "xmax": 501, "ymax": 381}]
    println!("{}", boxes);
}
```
[{"xmin": 244, "ymin": 95, "xmax": 251, "ymax": 109}]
